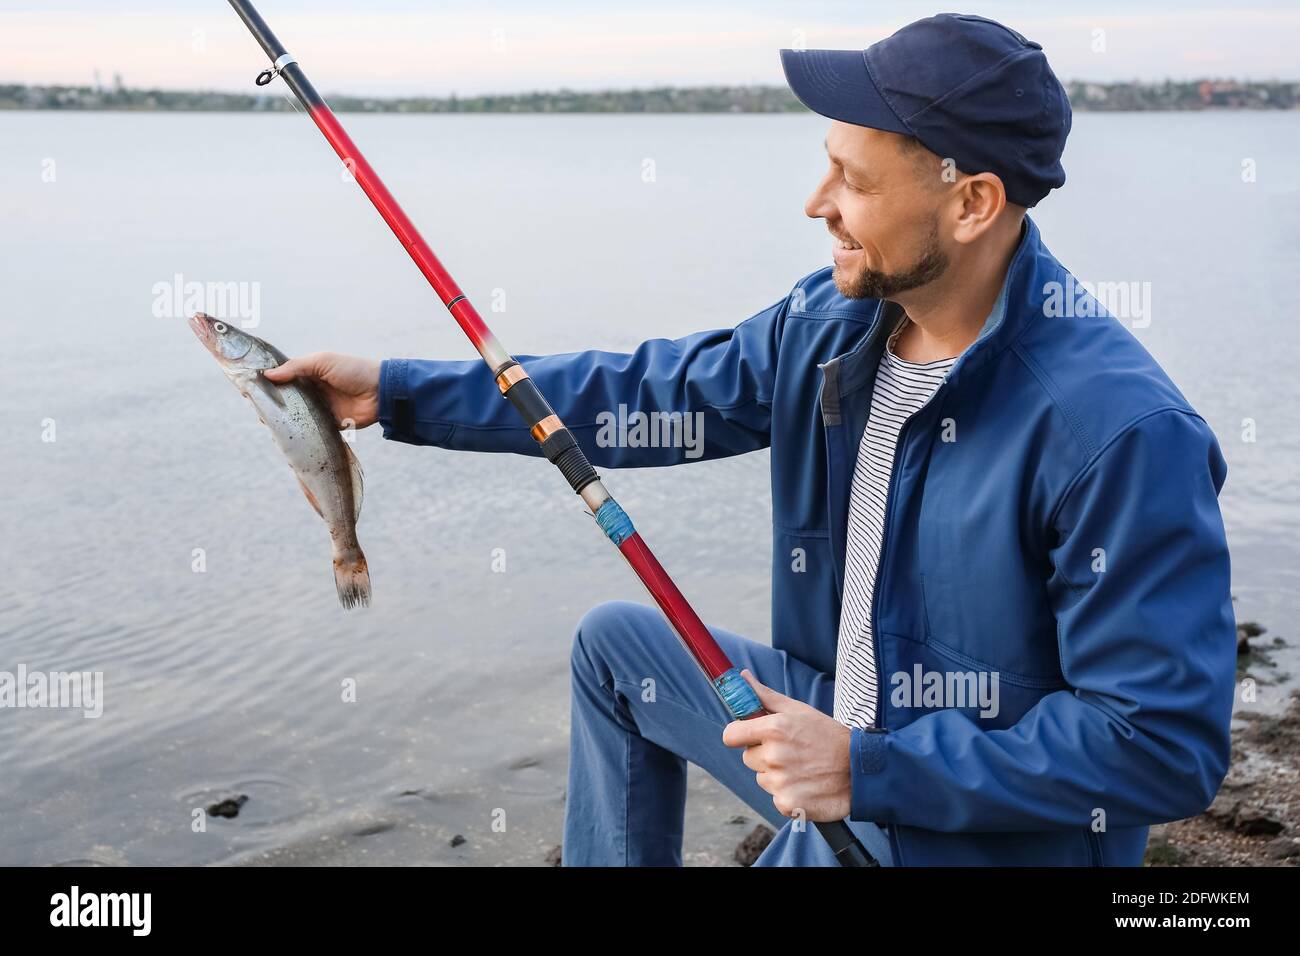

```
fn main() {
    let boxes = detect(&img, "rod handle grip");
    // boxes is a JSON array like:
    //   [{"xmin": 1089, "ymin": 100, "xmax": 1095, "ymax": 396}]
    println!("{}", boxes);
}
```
[{"xmin": 818, "ymin": 821, "xmax": 880, "ymax": 867}]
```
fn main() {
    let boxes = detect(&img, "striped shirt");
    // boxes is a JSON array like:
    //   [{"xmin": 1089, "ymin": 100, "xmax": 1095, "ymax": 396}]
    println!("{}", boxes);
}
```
[{"xmin": 833, "ymin": 322, "xmax": 957, "ymax": 731}]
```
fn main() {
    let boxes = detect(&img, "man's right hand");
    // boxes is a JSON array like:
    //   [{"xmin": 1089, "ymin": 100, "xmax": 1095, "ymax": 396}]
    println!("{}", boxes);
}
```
[{"xmin": 264, "ymin": 352, "xmax": 382, "ymax": 430}]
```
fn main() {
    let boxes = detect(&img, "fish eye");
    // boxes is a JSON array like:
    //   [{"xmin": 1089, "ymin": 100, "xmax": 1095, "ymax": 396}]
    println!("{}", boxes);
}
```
[{"xmin": 213, "ymin": 321, "xmax": 228, "ymax": 334}]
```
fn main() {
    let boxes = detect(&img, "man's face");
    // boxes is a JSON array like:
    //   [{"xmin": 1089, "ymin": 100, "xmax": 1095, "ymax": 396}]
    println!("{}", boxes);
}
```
[{"xmin": 805, "ymin": 121, "xmax": 949, "ymax": 300}]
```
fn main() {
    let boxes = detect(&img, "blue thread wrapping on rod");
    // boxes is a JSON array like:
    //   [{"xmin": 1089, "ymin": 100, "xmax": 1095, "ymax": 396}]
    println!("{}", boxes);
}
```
[
  {"xmin": 594, "ymin": 499, "xmax": 635, "ymax": 546},
  {"xmin": 714, "ymin": 667, "xmax": 762, "ymax": 719}
]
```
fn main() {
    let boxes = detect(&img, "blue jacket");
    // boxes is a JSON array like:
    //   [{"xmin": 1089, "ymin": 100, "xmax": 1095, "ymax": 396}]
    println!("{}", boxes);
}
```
[{"xmin": 378, "ymin": 216, "xmax": 1235, "ymax": 866}]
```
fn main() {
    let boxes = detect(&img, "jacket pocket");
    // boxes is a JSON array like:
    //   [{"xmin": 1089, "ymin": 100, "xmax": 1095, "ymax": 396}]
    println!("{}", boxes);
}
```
[
  {"xmin": 920, "ymin": 570, "xmax": 1066, "ymax": 690},
  {"xmin": 881, "ymin": 630, "xmax": 1066, "ymax": 733}
]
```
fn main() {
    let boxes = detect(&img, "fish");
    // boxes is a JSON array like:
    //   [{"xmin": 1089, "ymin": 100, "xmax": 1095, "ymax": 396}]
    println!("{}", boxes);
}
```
[{"xmin": 189, "ymin": 313, "xmax": 371, "ymax": 608}]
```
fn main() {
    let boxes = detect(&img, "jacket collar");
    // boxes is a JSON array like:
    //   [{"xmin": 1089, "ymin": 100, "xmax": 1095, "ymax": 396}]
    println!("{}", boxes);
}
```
[{"xmin": 831, "ymin": 215, "xmax": 1047, "ymax": 398}]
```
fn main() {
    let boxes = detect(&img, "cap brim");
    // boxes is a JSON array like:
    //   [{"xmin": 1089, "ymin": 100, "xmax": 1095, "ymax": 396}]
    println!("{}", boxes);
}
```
[{"xmin": 780, "ymin": 48, "xmax": 911, "ymax": 136}]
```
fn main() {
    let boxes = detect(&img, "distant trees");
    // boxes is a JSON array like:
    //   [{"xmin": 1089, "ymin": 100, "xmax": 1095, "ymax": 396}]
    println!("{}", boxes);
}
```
[{"xmin": 2, "ymin": 80, "xmax": 1296, "ymax": 114}]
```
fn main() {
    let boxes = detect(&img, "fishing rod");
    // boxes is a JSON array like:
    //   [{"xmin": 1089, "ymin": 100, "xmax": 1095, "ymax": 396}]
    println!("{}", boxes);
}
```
[{"xmin": 226, "ymin": 0, "xmax": 877, "ymax": 869}]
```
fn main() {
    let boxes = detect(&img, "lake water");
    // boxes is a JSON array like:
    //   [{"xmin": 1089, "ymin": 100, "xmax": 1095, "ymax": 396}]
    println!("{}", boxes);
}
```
[{"xmin": 1, "ymin": 111, "xmax": 1297, "ymax": 866}]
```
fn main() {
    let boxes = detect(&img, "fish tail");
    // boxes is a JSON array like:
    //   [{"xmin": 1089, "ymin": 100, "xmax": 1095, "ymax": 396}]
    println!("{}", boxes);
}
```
[{"xmin": 333, "ymin": 547, "xmax": 372, "ymax": 610}]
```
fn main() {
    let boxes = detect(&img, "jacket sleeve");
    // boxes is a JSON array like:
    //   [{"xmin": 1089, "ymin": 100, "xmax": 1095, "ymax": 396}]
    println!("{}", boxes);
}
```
[
  {"xmin": 376, "ymin": 296, "xmax": 790, "ymax": 468},
  {"xmin": 849, "ymin": 408, "xmax": 1236, "ymax": 832}
]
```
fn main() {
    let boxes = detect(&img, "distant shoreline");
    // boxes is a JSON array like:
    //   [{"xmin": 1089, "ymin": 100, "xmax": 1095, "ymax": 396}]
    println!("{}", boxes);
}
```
[{"xmin": 3, "ymin": 80, "xmax": 1298, "ymax": 114}]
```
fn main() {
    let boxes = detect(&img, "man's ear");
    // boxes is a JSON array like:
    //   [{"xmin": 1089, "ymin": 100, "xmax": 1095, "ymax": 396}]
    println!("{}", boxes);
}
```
[{"xmin": 951, "ymin": 172, "xmax": 1007, "ymax": 244}]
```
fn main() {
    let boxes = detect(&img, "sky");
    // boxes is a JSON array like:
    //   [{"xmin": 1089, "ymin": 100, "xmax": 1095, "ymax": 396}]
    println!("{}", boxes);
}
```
[{"xmin": 1, "ymin": 0, "xmax": 1296, "ymax": 96}]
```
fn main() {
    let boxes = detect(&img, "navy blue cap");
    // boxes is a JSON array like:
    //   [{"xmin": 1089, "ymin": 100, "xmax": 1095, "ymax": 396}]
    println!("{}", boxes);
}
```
[{"xmin": 781, "ymin": 14, "xmax": 1071, "ymax": 207}]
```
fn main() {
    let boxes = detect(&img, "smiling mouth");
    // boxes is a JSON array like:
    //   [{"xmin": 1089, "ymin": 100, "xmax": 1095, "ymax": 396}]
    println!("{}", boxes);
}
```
[{"xmin": 831, "ymin": 233, "xmax": 863, "ymax": 251}]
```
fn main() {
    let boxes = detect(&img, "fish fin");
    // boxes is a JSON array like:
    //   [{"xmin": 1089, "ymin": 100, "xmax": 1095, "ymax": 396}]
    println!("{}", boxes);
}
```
[
  {"xmin": 296, "ymin": 476, "xmax": 324, "ymax": 518},
  {"xmin": 252, "ymin": 371, "xmax": 287, "ymax": 408},
  {"xmin": 344, "ymin": 441, "xmax": 364, "ymax": 521},
  {"xmin": 334, "ymin": 548, "xmax": 371, "ymax": 609}
]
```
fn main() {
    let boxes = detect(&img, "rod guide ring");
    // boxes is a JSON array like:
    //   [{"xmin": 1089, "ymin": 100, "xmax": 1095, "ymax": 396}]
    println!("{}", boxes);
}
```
[{"xmin": 255, "ymin": 53, "xmax": 298, "ymax": 86}]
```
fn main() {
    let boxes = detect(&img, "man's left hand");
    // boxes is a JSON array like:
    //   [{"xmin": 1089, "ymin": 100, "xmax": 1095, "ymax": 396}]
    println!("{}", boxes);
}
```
[{"xmin": 722, "ymin": 670, "xmax": 852, "ymax": 821}]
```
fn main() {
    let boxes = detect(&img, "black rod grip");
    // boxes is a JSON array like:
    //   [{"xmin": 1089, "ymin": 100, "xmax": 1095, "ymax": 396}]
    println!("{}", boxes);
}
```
[
  {"xmin": 502, "ymin": 376, "xmax": 554, "ymax": 428},
  {"xmin": 816, "ymin": 820, "xmax": 880, "ymax": 867}
]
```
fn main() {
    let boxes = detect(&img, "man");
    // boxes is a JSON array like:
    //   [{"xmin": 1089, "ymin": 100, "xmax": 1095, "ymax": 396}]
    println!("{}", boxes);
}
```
[{"xmin": 266, "ymin": 14, "xmax": 1235, "ymax": 866}]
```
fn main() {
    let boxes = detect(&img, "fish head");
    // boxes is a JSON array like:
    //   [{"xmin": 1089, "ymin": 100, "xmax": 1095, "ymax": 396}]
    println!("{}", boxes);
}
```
[{"xmin": 189, "ymin": 313, "xmax": 277, "ymax": 370}]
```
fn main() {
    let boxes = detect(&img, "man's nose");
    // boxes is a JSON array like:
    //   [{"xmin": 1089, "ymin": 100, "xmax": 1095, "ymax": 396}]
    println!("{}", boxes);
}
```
[{"xmin": 805, "ymin": 172, "xmax": 836, "ymax": 221}]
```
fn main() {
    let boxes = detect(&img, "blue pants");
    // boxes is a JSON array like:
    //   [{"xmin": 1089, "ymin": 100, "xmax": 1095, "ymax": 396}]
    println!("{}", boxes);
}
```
[{"xmin": 563, "ymin": 600, "xmax": 893, "ymax": 866}]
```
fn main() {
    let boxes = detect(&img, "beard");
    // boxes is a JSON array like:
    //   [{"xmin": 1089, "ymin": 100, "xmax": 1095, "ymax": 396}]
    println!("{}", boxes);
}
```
[{"xmin": 833, "ymin": 217, "xmax": 949, "ymax": 300}]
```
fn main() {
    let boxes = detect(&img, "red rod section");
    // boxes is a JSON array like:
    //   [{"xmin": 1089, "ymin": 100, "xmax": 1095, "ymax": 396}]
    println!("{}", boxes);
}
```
[
  {"xmin": 618, "ymin": 533, "xmax": 734, "ymax": 680},
  {"xmin": 308, "ymin": 106, "xmax": 495, "ymax": 354}
]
